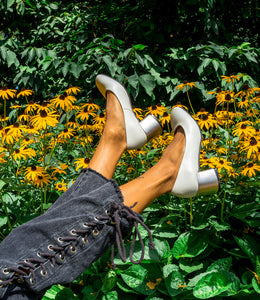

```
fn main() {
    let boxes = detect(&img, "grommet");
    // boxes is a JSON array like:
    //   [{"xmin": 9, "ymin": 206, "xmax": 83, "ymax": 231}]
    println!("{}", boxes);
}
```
[
  {"xmin": 82, "ymin": 237, "xmax": 87, "ymax": 244},
  {"xmin": 83, "ymin": 223, "xmax": 88, "ymax": 227},
  {"xmin": 48, "ymin": 245, "xmax": 54, "ymax": 251},
  {"xmin": 30, "ymin": 278, "xmax": 34, "ymax": 285},
  {"xmin": 105, "ymin": 210, "xmax": 110, "ymax": 216},
  {"xmin": 37, "ymin": 252, "xmax": 42, "ymax": 257},
  {"xmin": 41, "ymin": 270, "xmax": 47, "ymax": 277},
  {"xmin": 94, "ymin": 216, "xmax": 99, "ymax": 221},
  {"xmin": 70, "ymin": 246, "xmax": 76, "ymax": 253},
  {"xmin": 58, "ymin": 237, "xmax": 63, "ymax": 243},
  {"xmin": 93, "ymin": 228, "xmax": 99, "ymax": 236},
  {"xmin": 3, "ymin": 268, "xmax": 9, "ymax": 274},
  {"xmin": 70, "ymin": 229, "xmax": 77, "ymax": 235},
  {"xmin": 59, "ymin": 254, "xmax": 64, "ymax": 262}
]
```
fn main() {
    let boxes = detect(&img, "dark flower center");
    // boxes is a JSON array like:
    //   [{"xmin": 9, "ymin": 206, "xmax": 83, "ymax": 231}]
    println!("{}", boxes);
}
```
[
  {"xmin": 13, "ymin": 123, "xmax": 19, "ymax": 128},
  {"xmin": 225, "ymin": 94, "xmax": 231, "ymax": 101},
  {"xmin": 62, "ymin": 92, "xmax": 68, "ymax": 97},
  {"xmin": 183, "ymin": 80, "xmax": 188, "ymax": 84},
  {"xmin": 163, "ymin": 112, "xmax": 168, "ymax": 117},
  {"xmin": 40, "ymin": 110, "xmax": 48, "ymax": 118},
  {"xmin": 247, "ymin": 163, "xmax": 254, "ymax": 168},
  {"xmin": 152, "ymin": 105, "xmax": 157, "ymax": 110},
  {"xmin": 83, "ymin": 107, "xmax": 89, "ymax": 113},
  {"xmin": 202, "ymin": 115, "xmax": 208, "ymax": 121},
  {"xmin": 99, "ymin": 113, "xmax": 105, "ymax": 118},
  {"xmin": 219, "ymin": 160, "xmax": 224, "ymax": 164},
  {"xmin": 1, "ymin": 86, "xmax": 8, "ymax": 91},
  {"xmin": 38, "ymin": 175, "xmax": 43, "ymax": 180},
  {"xmin": 216, "ymin": 87, "xmax": 222, "ymax": 93},
  {"xmin": 58, "ymin": 184, "xmax": 62, "ymax": 188},
  {"xmin": 241, "ymin": 124, "xmax": 247, "ymax": 129},
  {"xmin": 242, "ymin": 84, "xmax": 249, "ymax": 91},
  {"xmin": 250, "ymin": 137, "xmax": 257, "ymax": 146},
  {"xmin": 84, "ymin": 158, "xmax": 90, "ymax": 164},
  {"xmin": 63, "ymin": 128, "xmax": 68, "ymax": 133},
  {"xmin": 15, "ymin": 149, "xmax": 20, "ymax": 154},
  {"xmin": 31, "ymin": 166, "xmax": 37, "ymax": 171}
]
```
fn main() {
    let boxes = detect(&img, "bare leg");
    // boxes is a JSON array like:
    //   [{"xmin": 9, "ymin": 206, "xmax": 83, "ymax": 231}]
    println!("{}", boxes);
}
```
[
  {"xmin": 120, "ymin": 127, "xmax": 185, "ymax": 213},
  {"xmin": 88, "ymin": 91, "xmax": 127, "ymax": 179}
]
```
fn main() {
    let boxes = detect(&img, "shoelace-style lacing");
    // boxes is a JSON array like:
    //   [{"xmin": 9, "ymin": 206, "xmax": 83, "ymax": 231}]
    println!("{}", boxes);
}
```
[{"xmin": 0, "ymin": 201, "xmax": 154, "ymax": 287}]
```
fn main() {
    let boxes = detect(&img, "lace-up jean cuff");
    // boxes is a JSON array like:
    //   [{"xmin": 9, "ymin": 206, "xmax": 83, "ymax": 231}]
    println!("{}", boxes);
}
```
[{"xmin": 0, "ymin": 168, "xmax": 150, "ymax": 300}]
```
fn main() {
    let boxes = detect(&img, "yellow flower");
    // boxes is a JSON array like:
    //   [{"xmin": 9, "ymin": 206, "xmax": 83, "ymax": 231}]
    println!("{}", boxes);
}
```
[
  {"xmin": 0, "ymin": 86, "xmax": 16, "ymax": 100},
  {"xmin": 36, "ymin": 101, "xmax": 54, "ymax": 113},
  {"xmin": 24, "ymin": 101, "xmax": 40, "ymax": 114},
  {"xmin": 67, "ymin": 121, "xmax": 79, "ymax": 129},
  {"xmin": 24, "ymin": 166, "xmax": 46, "ymax": 181},
  {"xmin": 31, "ymin": 110, "xmax": 59, "ymax": 130},
  {"xmin": 17, "ymin": 87, "xmax": 34, "ymax": 98},
  {"xmin": 176, "ymin": 81, "xmax": 196, "ymax": 91},
  {"xmin": 93, "ymin": 112, "xmax": 106, "ymax": 125},
  {"xmin": 195, "ymin": 113, "xmax": 218, "ymax": 131},
  {"xmin": 159, "ymin": 112, "xmax": 171, "ymax": 127},
  {"xmin": 32, "ymin": 173, "xmax": 51, "ymax": 188},
  {"xmin": 171, "ymin": 102, "xmax": 189, "ymax": 111},
  {"xmin": 239, "ymin": 136, "xmax": 260, "ymax": 159},
  {"xmin": 10, "ymin": 103, "xmax": 22, "ymax": 109},
  {"xmin": 65, "ymin": 86, "xmax": 81, "ymax": 95},
  {"xmin": 50, "ymin": 92, "xmax": 76, "ymax": 110},
  {"xmin": 213, "ymin": 157, "xmax": 234, "ymax": 175},
  {"xmin": 76, "ymin": 107, "xmax": 96, "ymax": 122},
  {"xmin": 232, "ymin": 123, "xmax": 255, "ymax": 138},
  {"xmin": 74, "ymin": 157, "xmax": 90, "ymax": 171},
  {"xmin": 145, "ymin": 104, "xmax": 167, "ymax": 117},
  {"xmin": 18, "ymin": 114, "xmax": 31, "ymax": 123},
  {"xmin": 240, "ymin": 162, "xmax": 260, "ymax": 178},
  {"xmin": 221, "ymin": 74, "xmax": 243, "ymax": 83},
  {"xmin": 215, "ymin": 90, "xmax": 235, "ymax": 106},
  {"xmin": 58, "ymin": 128, "xmax": 75, "ymax": 139},
  {"xmin": 55, "ymin": 180, "xmax": 68, "ymax": 192},
  {"xmin": 133, "ymin": 107, "xmax": 143, "ymax": 120},
  {"xmin": 0, "ymin": 115, "xmax": 9, "ymax": 123},
  {"xmin": 51, "ymin": 163, "xmax": 68, "ymax": 175},
  {"xmin": 81, "ymin": 100, "xmax": 100, "ymax": 111}
]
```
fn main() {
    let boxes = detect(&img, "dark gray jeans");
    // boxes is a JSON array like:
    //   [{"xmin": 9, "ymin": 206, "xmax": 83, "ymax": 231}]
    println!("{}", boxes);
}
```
[{"xmin": 0, "ymin": 168, "xmax": 150, "ymax": 299}]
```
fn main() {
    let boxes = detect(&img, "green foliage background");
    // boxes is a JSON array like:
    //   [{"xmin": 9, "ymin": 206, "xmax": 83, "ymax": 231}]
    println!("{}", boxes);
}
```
[{"xmin": 0, "ymin": 1, "xmax": 260, "ymax": 299}]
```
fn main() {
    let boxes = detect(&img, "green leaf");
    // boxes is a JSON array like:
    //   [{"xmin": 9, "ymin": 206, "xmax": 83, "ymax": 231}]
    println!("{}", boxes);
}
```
[
  {"xmin": 139, "ymin": 74, "xmax": 155, "ymax": 97},
  {"xmin": 61, "ymin": 62, "xmax": 70, "ymax": 77},
  {"xmin": 70, "ymin": 62, "xmax": 82, "ymax": 79},
  {"xmin": 252, "ymin": 277, "xmax": 260, "ymax": 294},
  {"xmin": 121, "ymin": 265, "xmax": 153, "ymax": 295},
  {"xmin": 233, "ymin": 235, "xmax": 258, "ymax": 264},
  {"xmin": 101, "ymin": 270, "xmax": 117, "ymax": 294},
  {"xmin": 0, "ymin": 180, "xmax": 7, "ymax": 191},
  {"xmin": 172, "ymin": 231, "xmax": 208, "ymax": 259},
  {"xmin": 6, "ymin": 50, "xmax": 19, "ymax": 67},
  {"xmin": 0, "ymin": 216, "xmax": 8, "ymax": 228},
  {"xmin": 193, "ymin": 271, "xmax": 232, "ymax": 299},
  {"xmin": 7, "ymin": 0, "xmax": 16, "ymax": 9},
  {"xmin": 207, "ymin": 257, "xmax": 232, "ymax": 272},
  {"xmin": 179, "ymin": 259, "xmax": 204, "ymax": 274},
  {"xmin": 102, "ymin": 291, "xmax": 118, "ymax": 300},
  {"xmin": 164, "ymin": 265, "xmax": 185, "ymax": 297}
]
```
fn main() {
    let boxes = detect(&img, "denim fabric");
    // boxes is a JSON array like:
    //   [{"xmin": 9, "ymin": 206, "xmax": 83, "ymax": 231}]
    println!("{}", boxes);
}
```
[{"xmin": 0, "ymin": 168, "xmax": 133, "ymax": 299}]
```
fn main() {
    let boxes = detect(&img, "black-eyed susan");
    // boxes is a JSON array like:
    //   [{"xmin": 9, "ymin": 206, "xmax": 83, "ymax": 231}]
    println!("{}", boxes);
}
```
[
  {"xmin": 18, "ymin": 114, "xmax": 31, "ymax": 123},
  {"xmin": 195, "ymin": 113, "xmax": 218, "ymax": 131},
  {"xmin": 81, "ymin": 99, "xmax": 100, "ymax": 111},
  {"xmin": 12, "ymin": 148, "xmax": 27, "ymax": 161},
  {"xmin": 24, "ymin": 101, "xmax": 40, "ymax": 114},
  {"xmin": 0, "ymin": 115, "xmax": 9, "ymax": 123},
  {"xmin": 66, "ymin": 86, "xmax": 81, "ymax": 95},
  {"xmin": 24, "ymin": 165, "xmax": 46, "ymax": 181},
  {"xmin": 31, "ymin": 110, "xmax": 59, "ymax": 130},
  {"xmin": 36, "ymin": 101, "xmax": 54, "ymax": 113},
  {"xmin": 50, "ymin": 92, "xmax": 76, "ymax": 111},
  {"xmin": 67, "ymin": 121, "xmax": 79, "ymax": 129},
  {"xmin": 159, "ymin": 111, "xmax": 171, "ymax": 127},
  {"xmin": 215, "ymin": 90, "xmax": 235, "ymax": 107},
  {"xmin": 74, "ymin": 157, "xmax": 90, "ymax": 171},
  {"xmin": 55, "ymin": 180, "xmax": 68, "ymax": 192},
  {"xmin": 17, "ymin": 87, "xmax": 34, "ymax": 98},
  {"xmin": 1, "ymin": 127, "xmax": 19, "ymax": 144},
  {"xmin": 145, "ymin": 104, "xmax": 167, "ymax": 117},
  {"xmin": 93, "ymin": 112, "xmax": 106, "ymax": 125},
  {"xmin": 21, "ymin": 137, "xmax": 35, "ymax": 147},
  {"xmin": 51, "ymin": 163, "xmax": 68, "ymax": 176},
  {"xmin": 10, "ymin": 103, "xmax": 22, "ymax": 109},
  {"xmin": 133, "ymin": 107, "xmax": 143, "ymax": 120},
  {"xmin": 171, "ymin": 102, "xmax": 189, "ymax": 111},
  {"xmin": 33, "ymin": 173, "xmax": 51, "ymax": 188},
  {"xmin": 221, "ymin": 74, "xmax": 243, "ymax": 83},
  {"xmin": 0, "ymin": 86, "xmax": 17, "ymax": 100},
  {"xmin": 8, "ymin": 123, "xmax": 26, "ymax": 137},
  {"xmin": 213, "ymin": 157, "xmax": 234, "ymax": 175},
  {"xmin": 232, "ymin": 123, "xmax": 256, "ymax": 138},
  {"xmin": 58, "ymin": 128, "xmax": 75, "ymax": 139},
  {"xmin": 240, "ymin": 162, "xmax": 260, "ymax": 178},
  {"xmin": 176, "ymin": 80, "xmax": 196, "ymax": 91},
  {"xmin": 240, "ymin": 136, "xmax": 260, "ymax": 159},
  {"xmin": 76, "ymin": 107, "xmax": 96, "ymax": 122}
]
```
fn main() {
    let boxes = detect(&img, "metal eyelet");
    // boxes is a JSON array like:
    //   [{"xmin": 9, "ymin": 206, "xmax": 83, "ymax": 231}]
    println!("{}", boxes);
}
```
[
  {"xmin": 3, "ymin": 268, "xmax": 9, "ymax": 274},
  {"xmin": 105, "ymin": 210, "xmax": 109, "ymax": 216},
  {"xmin": 58, "ymin": 237, "xmax": 63, "ymax": 243},
  {"xmin": 83, "ymin": 223, "xmax": 88, "ymax": 228},
  {"xmin": 30, "ymin": 278, "xmax": 34, "ymax": 285},
  {"xmin": 59, "ymin": 254, "xmax": 64, "ymax": 262},
  {"xmin": 41, "ymin": 270, "xmax": 47, "ymax": 277},
  {"xmin": 93, "ymin": 228, "xmax": 99, "ymax": 236},
  {"xmin": 82, "ymin": 237, "xmax": 87, "ymax": 244},
  {"xmin": 94, "ymin": 216, "xmax": 99, "ymax": 221},
  {"xmin": 48, "ymin": 245, "xmax": 54, "ymax": 251},
  {"xmin": 37, "ymin": 252, "xmax": 42, "ymax": 258},
  {"xmin": 70, "ymin": 246, "xmax": 76, "ymax": 253},
  {"xmin": 70, "ymin": 229, "xmax": 77, "ymax": 235}
]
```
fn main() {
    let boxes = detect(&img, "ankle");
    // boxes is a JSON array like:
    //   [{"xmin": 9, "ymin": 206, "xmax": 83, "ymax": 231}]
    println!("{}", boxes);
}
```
[{"xmin": 103, "ymin": 126, "xmax": 127, "ymax": 150}]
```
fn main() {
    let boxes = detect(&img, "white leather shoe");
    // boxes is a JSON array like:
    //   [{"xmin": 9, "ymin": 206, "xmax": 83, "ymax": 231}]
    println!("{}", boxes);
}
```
[
  {"xmin": 171, "ymin": 107, "xmax": 220, "ymax": 198},
  {"xmin": 95, "ymin": 74, "xmax": 162, "ymax": 149}
]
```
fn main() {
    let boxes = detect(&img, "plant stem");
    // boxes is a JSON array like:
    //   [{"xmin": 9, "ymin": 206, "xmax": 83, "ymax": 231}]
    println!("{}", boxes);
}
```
[
  {"xmin": 190, "ymin": 198, "xmax": 193, "ymax": 226},
  {"xmin": 186, "ymin": 88, "xmax": 195, "ymax": 115}
]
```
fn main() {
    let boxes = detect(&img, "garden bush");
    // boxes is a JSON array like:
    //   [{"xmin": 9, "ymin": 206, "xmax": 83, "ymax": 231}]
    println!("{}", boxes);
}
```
[{"xmin": 0, "ymin": 73, "xmax": 259, "ymax": 299}]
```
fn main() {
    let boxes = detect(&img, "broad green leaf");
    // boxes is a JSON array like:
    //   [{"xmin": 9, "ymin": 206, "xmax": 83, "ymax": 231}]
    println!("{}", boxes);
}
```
[
  {"xmin": 135, "ymin": 53, "xmax": 144, "ymax": 67},
  {"xmin": 102, "ymin": 291, "xmax": 118, "ymax": 300},
  {"xmin": 70, "ymin": 62, "xmax": 82, "ymax": 79},
  {"xmin": 172, "ymin": 231, "xmax": 208, "ymax": 259},
  {"xmin": 234, "ymin": 235, "xmax": 258, "ymax": 264},
  {"xmin": 207, "ymin": 257, "xmax": 232, "ymax": 272},
  {"xmin": 61, "ymin": 62, "xmax": 70, "ymax": 77},
  {"xmin": 179, "ymin": 259, "xmax": 204, "ymax": 274},
  {"xmin": 7, "ymin": 0, "xmax": 15, "ymax": 9},
  {"xmin": 121, "ymin": 264, "xmax": 153, "ymax": 295},
  {"xmin": 193, "ymin": 271, "xmax": 232, "ymax": 299},
  {"xmin": 139, "ymin": 74, "xmax": 155, "ymax": 97},
  {"xmin": 252, "ymin": 277, "xmax": 260, "ymax": 294},
  {"xmin": 162, "ymin": 264, "xmax": 179, "ymax": 278},
  {"xmin": 0, "ymin": 216, "xmax": 8, "ymax": 227},
  {"xmin": 6, "ymin": 50, "xmax": 19, "ymax": 67},
  {"xmin": 101, "ymin": 270, "xmax": 117, "ymax": 294},
  {"xmin": 0, "ymin": 180, "xmax": 7, "ymax": 191},
  {"xmin": 164, "ymin": 265, "xmax": 186, "ymax": 297}
]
